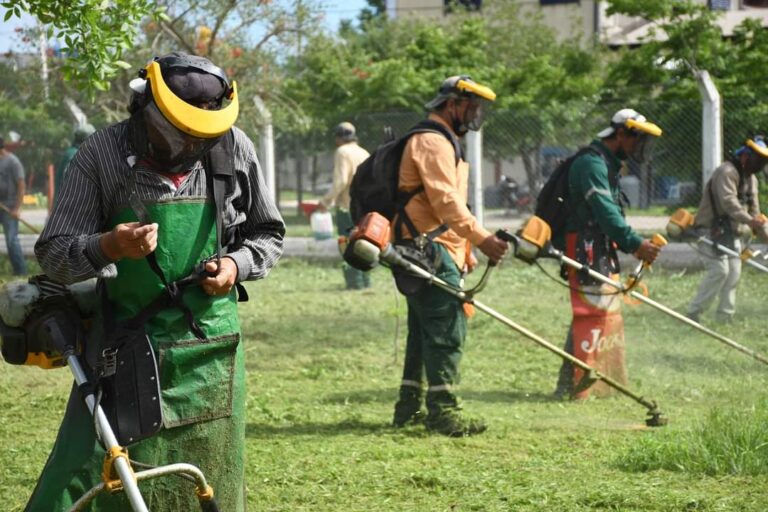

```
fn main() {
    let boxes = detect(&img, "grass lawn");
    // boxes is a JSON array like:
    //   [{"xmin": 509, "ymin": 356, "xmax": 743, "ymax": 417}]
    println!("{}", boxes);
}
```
[{"xmin": 1, "ymin": 258, "xmax": 767, "ymax": 511}]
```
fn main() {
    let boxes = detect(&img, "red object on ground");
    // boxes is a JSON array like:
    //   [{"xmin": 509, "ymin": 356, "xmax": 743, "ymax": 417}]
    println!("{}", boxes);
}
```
[{"xmin": 300, "ymin": 201, "xmax": 320, "ymax": 218}]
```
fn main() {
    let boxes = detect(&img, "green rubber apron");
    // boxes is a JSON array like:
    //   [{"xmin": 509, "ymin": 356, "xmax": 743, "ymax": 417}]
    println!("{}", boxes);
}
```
[{"xmin": 26, "ymin": 198, "xmax": 246, "ymax": 512}]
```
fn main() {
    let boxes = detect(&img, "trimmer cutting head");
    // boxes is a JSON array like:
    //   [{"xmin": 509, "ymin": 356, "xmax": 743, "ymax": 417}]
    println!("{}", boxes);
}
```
[{"xmin": 645, "ymin": 406, "xmax": 669, "ymax": 427}]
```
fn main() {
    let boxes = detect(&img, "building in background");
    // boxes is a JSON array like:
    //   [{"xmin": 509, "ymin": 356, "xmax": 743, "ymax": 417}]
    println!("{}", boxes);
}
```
[{"xmin": 385, "ymin": 0, "xmax": 768, "ymax": 45}]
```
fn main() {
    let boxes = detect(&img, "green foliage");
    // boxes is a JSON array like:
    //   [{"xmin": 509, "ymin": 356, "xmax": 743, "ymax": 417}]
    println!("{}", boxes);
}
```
[
  {"xmin": 2, "ymin": 0, "xmax": 166, "ymax": 95},
  {"xmin": 281, "ymin": 1, "xmax": 606, "ymax": 174},
  {"xmin": 617, "ymin": 399, "xmax": 768, "ymax": 476},
  {"xmin": 0, "ymin": 91, "xmax": 70, "ymax": 188}
]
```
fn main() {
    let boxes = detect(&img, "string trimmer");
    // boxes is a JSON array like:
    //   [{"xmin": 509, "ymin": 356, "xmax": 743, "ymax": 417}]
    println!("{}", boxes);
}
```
[
  {"xmin": 343, "ymin": 213, "xmax": 668, "ymax": 427},
  {"xmin": 667, "ymin": 208, "xmax": 768, "ymax": 274},
  {"xmin": 522, "ymin": 214, "xmax": 768, "ymax": 367},
  {"xmin": 0, "ymin": 277, "xmax": 221, "ymax": 512}
]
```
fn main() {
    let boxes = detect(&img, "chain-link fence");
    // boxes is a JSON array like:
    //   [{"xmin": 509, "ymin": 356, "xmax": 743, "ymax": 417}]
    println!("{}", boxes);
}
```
[{"xmin": 273, "ymin": 97, "xmax": 767, "ymax": 213}]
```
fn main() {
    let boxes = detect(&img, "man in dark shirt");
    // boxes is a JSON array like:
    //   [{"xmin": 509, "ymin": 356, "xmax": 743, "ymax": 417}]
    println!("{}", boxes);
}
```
[{"xmin": 0, "ymin": 136, "xmax": 27, "ymax": 275}]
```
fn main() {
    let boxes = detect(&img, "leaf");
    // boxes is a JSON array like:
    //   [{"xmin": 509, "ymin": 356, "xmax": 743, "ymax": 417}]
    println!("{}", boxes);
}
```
[{"xmin": 3, "ymin": 9, "xmax": 13, "ymax": 21}]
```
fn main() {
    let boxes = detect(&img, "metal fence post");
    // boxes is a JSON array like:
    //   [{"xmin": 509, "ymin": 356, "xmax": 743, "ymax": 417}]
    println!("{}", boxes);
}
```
[
  {"xmin": 466, "ymin": 129, "xmax": 484, "ymax": 227},
  {"xmin": 697, "ymin": 70, "xmax": 722, "ymax": 190},
  {"xmin": 253, "ymin": 96, "xmax": 277, "ymax": 203}
]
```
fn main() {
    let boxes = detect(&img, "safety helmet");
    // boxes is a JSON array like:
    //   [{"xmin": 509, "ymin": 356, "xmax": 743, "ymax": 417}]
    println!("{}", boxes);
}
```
[
  {"xmin": 735, "ymin": 135, "xmax": 768, "ymax": 175},
  {"xmin": 425, "ymin": 75, "xmax": 496, "ymax": 134},
  {"xmin": 335, "ymin": 122, "xmax": 357, "ymax": 142},
  {"xmin": 598, "ymin": 108, "xmax": 662, "ymax": 164},
  {"xmin": 127, "ymin": 52, "xmax": 239, "ymax": 171}
]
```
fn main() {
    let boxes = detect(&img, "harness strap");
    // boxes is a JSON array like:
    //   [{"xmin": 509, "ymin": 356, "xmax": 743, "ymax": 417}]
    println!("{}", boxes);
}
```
[
  {"xmin": 393, "ymin": 120, "xmax": 462, "ymax": 242},
  {"xmin": 206, "ymin": 131, "xmax": 249, "ymax": 302},
  {"xmin": 127, "ymin": 190, "xmax": 208, "ymax": 340}
]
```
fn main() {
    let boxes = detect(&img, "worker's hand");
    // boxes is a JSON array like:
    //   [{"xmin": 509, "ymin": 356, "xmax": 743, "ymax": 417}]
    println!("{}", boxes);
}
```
[
  {"xmin": 748, "ymin": 215, "xmax": 766, "ymax": 233},
  {"xmin": 201, "ymin": 257, "xmax": 238, "ymax": 296},
  {"xmin": 478, "ymin": 234, "xmax": 509, "ymax": 264},
  {"xmin": 100, "ymin": 222, "xmax": 158, "ymax": 261},
  {"xmin": 316, "ymin": 203, "xmax": 328, "ymax": 213},
  {"xmin": 634, "ymin": 238, "xmax": 661, "ymax": 264},
  {"xmin": 465, "ymin": 250, "xmax": 478, "ymax": 273},
  {"xmin": 9, "ymin": 207, "xmax": 20, "ymax": 220}
]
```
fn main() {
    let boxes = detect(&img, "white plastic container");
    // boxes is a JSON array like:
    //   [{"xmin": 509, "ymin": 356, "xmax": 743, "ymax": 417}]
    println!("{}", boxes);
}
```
[{"xmin": 310, "ymin": 211, "xmax": 334, "ymax": 240}]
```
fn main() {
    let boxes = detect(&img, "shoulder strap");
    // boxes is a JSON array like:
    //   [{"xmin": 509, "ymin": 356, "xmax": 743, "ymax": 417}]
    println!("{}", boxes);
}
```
[
  {"xmin": 706, "ymin": 178, "xmax": 720, "ymax": 218},
  {"xmin": 204, "ymin": 130, "xmax": 236, "ymax": 262},
  {"xmin": 394, "ymin": 120, "xmax": 461, "ymax": 241},
  {"xmin": 569, "ymin": 145, "xmax": 610, "ymax": 225},
  {"xmin": 205, "ymin": 130, "xmax": 249, "ymax": 302},
  {"xmin": 406, "ymin": 119, "xmax": 463, "ymax": 163}
]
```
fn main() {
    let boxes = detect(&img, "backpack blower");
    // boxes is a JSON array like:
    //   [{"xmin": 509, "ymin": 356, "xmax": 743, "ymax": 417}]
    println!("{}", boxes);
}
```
[
  {"xmin": 517, "ymin": 215, "xmax": 768, "ymax": 368},
  {"xmin": 344, "ymin": 213, "xmax": 668, "ymax": 427},
  {"xmin": 0, "ymin": 276, "xmax": 221, "ymax": 512}
]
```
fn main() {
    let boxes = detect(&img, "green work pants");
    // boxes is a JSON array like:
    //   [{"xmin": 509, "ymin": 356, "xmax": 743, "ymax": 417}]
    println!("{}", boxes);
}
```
[
  {"xmin": 400, "ymin": 243, "xmax": 466, "ymax": 399},
  {"xmin": 335, "ymin": 208, "xmax": 370, "ymax": 290}
]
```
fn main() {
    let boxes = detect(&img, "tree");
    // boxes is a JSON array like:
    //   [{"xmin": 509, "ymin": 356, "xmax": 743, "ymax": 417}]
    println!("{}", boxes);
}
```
[
  {"xmin": 605, "ymin": 0, "xmax": 768, "ymax": 196},
  {"xmin": 2, "ymin": 0, "xmax": 166, "ymax": 94}
]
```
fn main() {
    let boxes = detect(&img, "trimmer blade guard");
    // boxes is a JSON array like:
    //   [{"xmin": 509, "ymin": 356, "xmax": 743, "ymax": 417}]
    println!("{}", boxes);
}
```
[{"xmin": 645, "ymin": 410, "xmax": 669, "ymax": 427}]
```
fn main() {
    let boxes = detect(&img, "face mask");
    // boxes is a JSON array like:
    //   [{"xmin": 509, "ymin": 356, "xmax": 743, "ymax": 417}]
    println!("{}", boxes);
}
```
[
  {"xmin": 142, "ymin": 100, "xmax": 220, "ymax": 172},
  {"xmin": 450, "ymin": 97, "xmax": 491, "ymax": 136},
  {"xmin": 745, "ymin": 152, "xmax": 768, "ymax": 175},
  {"xmin": 629, "ymin": 133, "xmax": 657, "ymax": 164}
]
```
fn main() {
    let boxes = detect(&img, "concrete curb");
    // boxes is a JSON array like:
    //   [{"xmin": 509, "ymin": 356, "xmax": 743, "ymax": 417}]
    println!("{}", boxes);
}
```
[{"xmin": 6, "ymin": 234, "xmax": 709, "ymax": 271}]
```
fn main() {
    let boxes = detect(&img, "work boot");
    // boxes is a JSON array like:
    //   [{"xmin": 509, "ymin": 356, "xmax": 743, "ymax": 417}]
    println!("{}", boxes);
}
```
[
  {"xmin": 343, "ymin": 264, "xmax": 371, "ymax": 290},
  {"xmin": 392, "ymin": 387, "xmax": 425, "ymax": 427},
  {"xmin": 553, "ymin": 361, "xmax": 573, "ymax": 399},
  {"xmin": 715, "ymin": 312, "xmax": 733, "ymax": 324},
  {"xmin": 425, "ymin": 390, "xmax": 487, "ymax": 437}
]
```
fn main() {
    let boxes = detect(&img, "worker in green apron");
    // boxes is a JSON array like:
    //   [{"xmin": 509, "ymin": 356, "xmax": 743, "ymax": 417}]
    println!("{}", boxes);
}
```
[{"xmin": 31, "ymin": 52, "xmax": 285, "ymax": 511}]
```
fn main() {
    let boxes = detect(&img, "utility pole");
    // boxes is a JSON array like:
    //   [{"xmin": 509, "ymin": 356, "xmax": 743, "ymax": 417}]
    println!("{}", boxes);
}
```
[
  {"xmin": 38, "ymin": 20, "xmax": 49, "ymax": 100},
  {"xmin": 295, "ymin": 0, "xmax": 304, "ymax": 212}
]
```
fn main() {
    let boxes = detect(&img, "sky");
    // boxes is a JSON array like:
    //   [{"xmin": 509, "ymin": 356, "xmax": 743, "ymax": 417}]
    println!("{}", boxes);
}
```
[{"xmin": 0, "ymin": 0, "xmax": 369, "ymax": 54}]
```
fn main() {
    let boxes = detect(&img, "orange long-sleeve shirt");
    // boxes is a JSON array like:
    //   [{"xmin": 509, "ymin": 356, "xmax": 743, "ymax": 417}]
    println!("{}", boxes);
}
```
[{"xmin": 396, "ymin": 114, "xmax": 491, "ymax": 268}]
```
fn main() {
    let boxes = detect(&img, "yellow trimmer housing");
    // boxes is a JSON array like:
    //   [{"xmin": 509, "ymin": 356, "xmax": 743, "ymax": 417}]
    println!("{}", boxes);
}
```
[
  {"xmin": 520, "ymin": 216, "xmax": 552, "ymax": 249},
  {"xmin": 666, "ymin": 208, "xmax": 695, "ymax": 239}
]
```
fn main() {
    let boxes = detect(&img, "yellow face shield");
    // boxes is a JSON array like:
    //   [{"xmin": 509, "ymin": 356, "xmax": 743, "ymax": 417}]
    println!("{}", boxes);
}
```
[
  {"xmin": 625, "ymin": 118, "xmax": 662, "ymax": 137},
  {"xmin": 145, "ymin": 61, "xmax": 239, "ymax": 139},
  {"xmin": 456, "ymin": 79, "xmax": 497, "ymax": 102},
  {"xmin": 746, "ymin": 138, "xmax": 768, "ymax": 159}
]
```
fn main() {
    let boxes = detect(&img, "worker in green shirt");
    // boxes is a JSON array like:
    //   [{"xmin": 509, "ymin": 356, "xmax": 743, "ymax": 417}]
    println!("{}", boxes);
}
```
[
  {"xmin": 54, "ymin": 124, "xmax": 95, "ymax": 200},
  {"xmin": 554, "ymin": 109, "xmax": 663, "ymax": 399}
]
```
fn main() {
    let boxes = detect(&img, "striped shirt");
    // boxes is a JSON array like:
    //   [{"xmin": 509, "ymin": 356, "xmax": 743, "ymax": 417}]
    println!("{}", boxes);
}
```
[{"xmin": 35, "ymin": 121, "xmax": 285, "ymax": 285}]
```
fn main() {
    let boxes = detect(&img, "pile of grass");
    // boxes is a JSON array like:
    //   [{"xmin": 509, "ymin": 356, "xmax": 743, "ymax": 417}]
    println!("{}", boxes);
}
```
[{"xmin": 617, "ymin": 399, "xmax": 768, "ymax": 476}]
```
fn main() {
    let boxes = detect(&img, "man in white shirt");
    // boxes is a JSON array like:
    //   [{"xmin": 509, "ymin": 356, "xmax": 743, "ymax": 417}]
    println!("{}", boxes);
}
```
[{"xmin": 318, "ymin": 122, "xmax": 371, "ymax": 289}]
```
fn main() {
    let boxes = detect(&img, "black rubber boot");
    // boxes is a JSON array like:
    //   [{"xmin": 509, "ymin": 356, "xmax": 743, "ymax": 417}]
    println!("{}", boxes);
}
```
[
  {"xmin": 425, "ymin": 390, "xmax": 486, "ymax": 437},
  {"xmin": 392, "ymin": 386, "xmax": 425, "ymax": 427}
]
